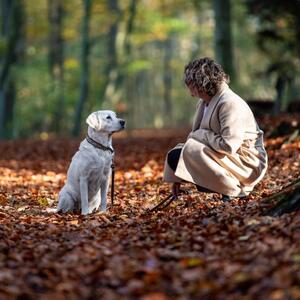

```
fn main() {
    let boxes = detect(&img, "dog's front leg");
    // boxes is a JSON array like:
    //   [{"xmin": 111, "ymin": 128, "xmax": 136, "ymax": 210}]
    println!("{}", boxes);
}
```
[
  {"xmin": 80, "ymin": 176, "xmax": 89, "ymax": 215},
  {"xmin": 99, "ymin": 178, "xmax": 109, "ymax": 212}
]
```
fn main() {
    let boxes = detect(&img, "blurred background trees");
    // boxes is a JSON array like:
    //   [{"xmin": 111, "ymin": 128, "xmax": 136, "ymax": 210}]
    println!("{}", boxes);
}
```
[
  {"xmin": 47, "ymin": 0, "xmax": 65, "ymax": 133},
  {"xmin": 0, "ymin": 0, "xmax": 299, "ymax": 139},
  {"xmin": 245, "ymin": 0, "xmax": 300, "ymax": 115},
  {"xmin": 0, "ymin": 0, "xmax": 25, "ymax": 139}
]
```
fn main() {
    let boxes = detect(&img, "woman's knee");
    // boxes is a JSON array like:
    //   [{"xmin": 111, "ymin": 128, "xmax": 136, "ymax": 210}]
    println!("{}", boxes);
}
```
[{"xmin": 167, "ymin": 148, "xmax": 182, "ymax": 171}]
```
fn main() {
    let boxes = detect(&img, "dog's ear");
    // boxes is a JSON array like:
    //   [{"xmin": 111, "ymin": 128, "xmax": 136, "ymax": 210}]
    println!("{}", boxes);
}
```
[{"xmin": 86, "ymin": 112, "xmax": 102, "ymax": 131}]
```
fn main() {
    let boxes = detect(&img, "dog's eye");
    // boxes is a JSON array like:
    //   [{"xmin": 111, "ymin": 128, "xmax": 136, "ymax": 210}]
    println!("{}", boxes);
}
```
[{"xmin": 106, "ymin": 116, "xmax": 112, "ymax": 120}]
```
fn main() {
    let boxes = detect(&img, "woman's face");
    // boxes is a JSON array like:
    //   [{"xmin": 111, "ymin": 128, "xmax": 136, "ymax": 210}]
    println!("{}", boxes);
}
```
[
  {"xmin": 187, "ymin": 85, "xmax": 200, "ymax": 98},
  {"xmin": 187, "ymin": 84, "xmax": 211, "ymax": 102}
]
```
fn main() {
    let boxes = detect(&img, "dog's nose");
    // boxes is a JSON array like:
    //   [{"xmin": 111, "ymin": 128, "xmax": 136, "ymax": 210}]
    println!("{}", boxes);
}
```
[{"xmin": 119, "ymin": 120, "xmax": 125, "ymax": 127}]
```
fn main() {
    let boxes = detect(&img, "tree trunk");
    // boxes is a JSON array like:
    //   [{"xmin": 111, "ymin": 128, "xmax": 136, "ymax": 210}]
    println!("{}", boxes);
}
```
[
  {"xmin": 0, "ymin": 0, "xmax": 24, "ymax": 140},
  {"xmin": 124, "ymin": 0, "xmax": 136, "ymax": 57},
  {"xmin": 114, "ymin": 0, "xmax": 136, "ymax": 96},
  {"xmin": 117, "ymin": 0, "xmax": 137, "ymax": 129},
  {"xmin": 163, "ymin": 37, "xmax": 173, "ymax": 126},
  {"xmin": 263, "ymin": 179, "xmax": 300, "ymax": 216},
  {"xmin": 47, "ymin": 0, "xmax": 65, "ymax": 133},
  {"xmin": 191, "ymin": 0, "xmax": 203, "ymax": 59},
  {"xmin": 213, "ymin": 0, "xmax": 235, "ymax": 82},
  {"xmin": 272, "ymin": 74, "xmax": 287, "ymax": 116},
  {"xmin": 72, "ymin": 0, "xmax": 92, "ymax": 137},
  {"xmin": 99, "ymin": 0, "xmax": 120, "ymax": 103}
]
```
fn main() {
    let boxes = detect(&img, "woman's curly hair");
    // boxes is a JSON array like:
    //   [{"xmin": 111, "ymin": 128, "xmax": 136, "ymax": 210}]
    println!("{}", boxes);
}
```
[{"xmin": 184, "ymin": 57, "xmax": 229, "ymax": 97}]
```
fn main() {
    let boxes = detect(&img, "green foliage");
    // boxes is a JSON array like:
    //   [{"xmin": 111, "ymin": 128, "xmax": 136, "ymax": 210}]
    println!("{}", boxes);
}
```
[
  {"xmin": 0, "ymin": 37, "xmax": 7, "ymax": 55},
  {"xmin": 245, "ymin": 0, "xmax": 300, "ymax": 79},
  {"xmin": 2, "ymin": 0, "xmax": 300, "ymax": 138},
  {"xmin": 244, "ymin": 0, "xmax": 300, "ymax": 111},
  {"xmin": 126, "ymin": 60, "xmax": 152, "ymax": 74}
]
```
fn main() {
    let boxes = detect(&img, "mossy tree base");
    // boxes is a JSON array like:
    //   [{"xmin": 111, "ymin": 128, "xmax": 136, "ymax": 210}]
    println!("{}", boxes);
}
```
[{"xmin": 263, "ymin": 178, "xmax": 300, "ymax": 216}]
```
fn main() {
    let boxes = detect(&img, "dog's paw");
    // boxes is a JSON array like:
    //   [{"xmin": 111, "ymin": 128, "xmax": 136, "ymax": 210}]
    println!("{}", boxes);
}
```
[{"xmin": 45, "ymin": 208, "xmax": 58, "ymax": 213}]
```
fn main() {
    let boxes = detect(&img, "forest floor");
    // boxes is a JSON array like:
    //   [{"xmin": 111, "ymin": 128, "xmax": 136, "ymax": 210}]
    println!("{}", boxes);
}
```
[{"xmin": 0, "ymin": 114, "xmax": 300, "ymax": 300}]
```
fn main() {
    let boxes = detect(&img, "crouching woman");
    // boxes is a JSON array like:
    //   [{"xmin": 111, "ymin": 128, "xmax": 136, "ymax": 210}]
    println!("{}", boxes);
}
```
[{"xmin": 163, "ymin": 57, "xmax": 268, "ymax": 200}]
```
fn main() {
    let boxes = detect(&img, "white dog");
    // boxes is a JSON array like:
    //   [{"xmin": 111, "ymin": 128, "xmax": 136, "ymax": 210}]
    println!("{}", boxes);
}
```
[{"xmin": 56, "ymin": 110, "xmax": 125, "ymax": 215}]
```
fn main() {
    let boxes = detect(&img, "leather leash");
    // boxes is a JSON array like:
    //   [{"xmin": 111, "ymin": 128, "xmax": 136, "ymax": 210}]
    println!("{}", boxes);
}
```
[
  {"xmin": 149, "ymin": 194, "xmax": 176, "ymax": 212},
  {"xmin": 149, "ymin": 189, "xmax": 192, "ymax": 212},
  {"xmin": 111, "ymin": 160, "xmax": 115, "ymax": 206}
]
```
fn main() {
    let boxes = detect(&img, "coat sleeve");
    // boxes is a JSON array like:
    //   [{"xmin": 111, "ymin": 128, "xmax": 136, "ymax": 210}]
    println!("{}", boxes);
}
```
[{"xmin": 189, "ymin": 101, "xmax": 245, "ymax": 154}]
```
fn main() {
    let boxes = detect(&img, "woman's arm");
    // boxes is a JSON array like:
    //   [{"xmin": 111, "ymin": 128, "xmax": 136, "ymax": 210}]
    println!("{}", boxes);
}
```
[{"xmin": 189, "ymin": 101, "xmax": 245, "ymax": 154}]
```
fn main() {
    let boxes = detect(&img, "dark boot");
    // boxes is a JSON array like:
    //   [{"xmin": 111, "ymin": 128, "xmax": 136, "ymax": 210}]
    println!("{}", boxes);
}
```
[
  {"xmin": 221, "ymin": 195, "xmax": 235, "ymax": 202},
  {"xmin": 171, "ymin": 183, "xmax": 181, "ymax": 199},
  {"xmin": 221, "ymin": 194, "xmax": 247, "ymax": 202}
]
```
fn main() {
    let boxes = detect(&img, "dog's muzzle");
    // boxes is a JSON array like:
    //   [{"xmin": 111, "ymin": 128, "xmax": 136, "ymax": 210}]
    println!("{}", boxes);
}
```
[{"xmin": 119, "ymin": 119, "xmax": 125, "ymax": 129}]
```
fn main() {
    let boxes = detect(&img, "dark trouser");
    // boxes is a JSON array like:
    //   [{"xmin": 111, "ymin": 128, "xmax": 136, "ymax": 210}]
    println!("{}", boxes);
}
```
[
  {"xmin": 167, "ymin": 148, "xmax": 182, "ymax": 172},
  {"xmin": 167, "ymin": 148, "xmax": 214, "ymax": 193}
]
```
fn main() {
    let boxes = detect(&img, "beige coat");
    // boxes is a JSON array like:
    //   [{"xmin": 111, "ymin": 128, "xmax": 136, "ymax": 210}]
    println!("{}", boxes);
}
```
[{"xmin": 163, "ymin": 83, "xmax": 268, "ymax": 197}]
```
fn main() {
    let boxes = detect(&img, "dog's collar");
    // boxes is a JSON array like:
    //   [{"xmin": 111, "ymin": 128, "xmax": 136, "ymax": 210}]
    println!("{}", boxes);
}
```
[{"xmin": 86, "ymin": 135, "xmax": 114, "ymax": 154}]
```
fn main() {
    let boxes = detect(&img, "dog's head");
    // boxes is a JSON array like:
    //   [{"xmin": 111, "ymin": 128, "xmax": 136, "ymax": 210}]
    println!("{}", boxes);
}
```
[{"xmin": 86, "ymin": 110, "xmax": 125, "ymax": 134}]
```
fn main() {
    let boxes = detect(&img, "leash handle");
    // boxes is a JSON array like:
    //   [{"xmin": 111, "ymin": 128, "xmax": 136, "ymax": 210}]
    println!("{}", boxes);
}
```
[
  {"xmin": 111, "ymin": 162, "xmax": 115, "ymax": 206},
  {"xmin": 149, "ymin": 194, "xmax": 176, "ymax": 212}
]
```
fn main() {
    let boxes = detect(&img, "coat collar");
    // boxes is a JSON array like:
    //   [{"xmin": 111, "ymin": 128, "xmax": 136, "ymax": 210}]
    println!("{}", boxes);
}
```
[
  {"xmin": 192, "ymin": 82, "xmax": 229, "ymax": 131},
  {"xmin": 211, "ymin": 82, "xmax": 229, "ymax": 103}
]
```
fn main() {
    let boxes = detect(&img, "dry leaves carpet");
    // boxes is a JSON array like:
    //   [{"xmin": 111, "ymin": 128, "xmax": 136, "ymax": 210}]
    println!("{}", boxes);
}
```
[{"xmin": 0, "ymin": 114, "xmax": 300, "ymax": 300}]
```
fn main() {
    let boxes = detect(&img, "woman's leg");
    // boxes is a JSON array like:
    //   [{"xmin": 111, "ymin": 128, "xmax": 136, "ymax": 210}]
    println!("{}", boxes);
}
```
[
  {"xmin": 167, "ymin": 149, "xmax": 182, "ymax": 197},
  {"xmin": 167, "ymin": 148, "xmax": 213, "ymax": 195},
  {"xmin": 167, "ymin": 148, "xmax": 182, "ymax": 172}
]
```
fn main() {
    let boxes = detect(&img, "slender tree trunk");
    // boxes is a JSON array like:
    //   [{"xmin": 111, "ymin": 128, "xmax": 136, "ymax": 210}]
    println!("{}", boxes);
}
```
[
  {"xmin": 47, "ymin": 0, "xmax": 64, "ymax": 133},
  {"xmin": 0, "ymin": 0, "xmax": 24, "ymax": 140},
  {"xmin": 118, "ymin": 0, "xmax": 137, "ymax": 129},
  {"xmin": 1, "ymin": 0, "xmax": 9, "ymax": 34},
  {"xmin": 191, "ymin": 0, "xmax": 203, "ymax": 59},
  {"xmin": 99, "ymin": 0, "xmax": 120, "ymax": 103},
  {"xmin": 213, "ymin": 0, "xmax": 235, "ymax": 82},
  {"xmin": 273, "ymin": 74, "xmax": 287, "ymax": 116},
  {"xmin": 124, "ymin": 0, "xmax": 136, "ymax": 57},
  {"xmin": 163, "ymin": 37, "xmax": 173, "ymax": 126},
  {"xmin": 114, "ymin": 0, "xmax": 136, "ymax": 92},
  {"xmin": 72, "ymin": 0, "xmax": 92, "ymax": 137}
]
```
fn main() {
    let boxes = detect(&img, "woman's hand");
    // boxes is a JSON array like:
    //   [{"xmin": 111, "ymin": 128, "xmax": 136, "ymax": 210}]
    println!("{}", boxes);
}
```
[
  {"xmin": 189, "ymin": 127, "xmax": 243, "ymax": 154},
  {"xmin": 187, "ymin": 129, "xmax": 209, "ymax": 143}
]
